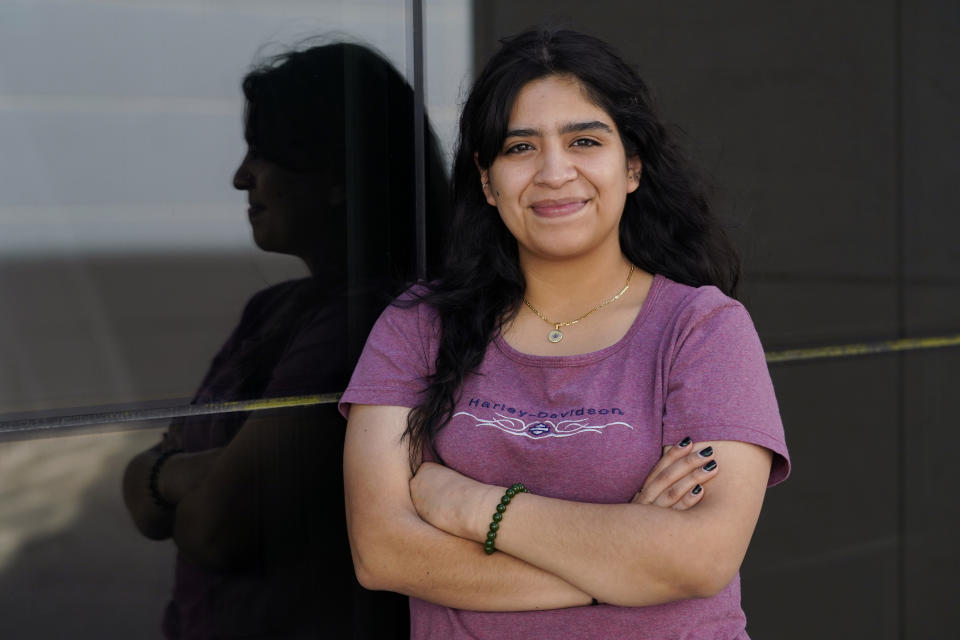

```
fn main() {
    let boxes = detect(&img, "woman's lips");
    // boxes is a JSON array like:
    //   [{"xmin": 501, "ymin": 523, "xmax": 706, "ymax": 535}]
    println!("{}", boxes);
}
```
[{"xmin": 530, "ymin": 198, "xmax": 588, "ymax": 218}]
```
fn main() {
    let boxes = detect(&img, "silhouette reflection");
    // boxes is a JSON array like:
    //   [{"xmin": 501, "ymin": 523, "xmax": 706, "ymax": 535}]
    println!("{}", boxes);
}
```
[{"xmin": 123, "ymin": 42, "xmax": 446, "ymax": 639}]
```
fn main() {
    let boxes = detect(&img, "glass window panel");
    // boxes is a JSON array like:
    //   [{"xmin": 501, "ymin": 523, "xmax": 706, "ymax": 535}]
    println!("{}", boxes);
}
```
[
  {"xmin": 0, "ymin": 2, "xmax": 444, "ymax": 637},
  {"xmin": 424, "ymin": 0, "xmax": 472, "ymax": 170},
  {"xmin": 0, "ymin": 0, "xmax": 422, "ymax": 417}
]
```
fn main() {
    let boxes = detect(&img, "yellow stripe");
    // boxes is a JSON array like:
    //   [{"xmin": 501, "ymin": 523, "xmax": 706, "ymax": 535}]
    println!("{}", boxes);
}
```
[
  {"xmin": 765, "ymin": 334, "xmax": 960, "ymax": 363},
  {"xmin": 208, "ymin": 393, "xmax": 343, "ymax": 411},
  {"xmin": 4, "ymin": 336, "xmax": 960, "ymax": 436},
  {"xmin": 211, "ymin": 334, "xmax": 960, "ymax": 412}
]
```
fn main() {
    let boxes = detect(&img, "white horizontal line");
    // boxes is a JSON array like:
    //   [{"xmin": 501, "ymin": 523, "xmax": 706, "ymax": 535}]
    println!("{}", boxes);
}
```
[
  {"xmin": 0, "ymin": 94, "xmax": 241, "ymax": 116},
  {"xmin": 13, "ymin": 0, "xmax": 405, "ymax": 20}
]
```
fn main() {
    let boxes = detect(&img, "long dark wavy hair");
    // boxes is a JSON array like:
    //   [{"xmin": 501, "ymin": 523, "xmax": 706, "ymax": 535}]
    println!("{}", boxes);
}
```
[
  {"xmin": 403, "ymin": 28, "xmax": 741, "ymax": 467},
  {"xmin": 242, "ymin": 42, "xmax": 447, "ymax": 283},
  {"xmin": 236, "ymin": 42, "xmax": 448, "ymax": 395}
]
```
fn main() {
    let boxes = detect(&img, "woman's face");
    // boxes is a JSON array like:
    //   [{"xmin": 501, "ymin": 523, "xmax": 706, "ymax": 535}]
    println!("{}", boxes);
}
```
[
  {"xmin": 479, "ymin": 75, "xmax": 641, "ymax": 264},
  {"xmin": 232, "ymin": 148, "xmax": 341, "ymax": 259}
]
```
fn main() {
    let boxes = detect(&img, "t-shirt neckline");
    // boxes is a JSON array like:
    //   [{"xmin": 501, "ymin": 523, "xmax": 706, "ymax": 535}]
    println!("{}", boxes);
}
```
[{"xmin": 493, "ymin": 273, "xmax": 665, "ymax": 367}]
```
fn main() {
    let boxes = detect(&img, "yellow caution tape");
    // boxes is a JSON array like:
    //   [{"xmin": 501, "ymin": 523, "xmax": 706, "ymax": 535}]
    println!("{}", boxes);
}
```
[
  {"xmin": 3, "ymin": 335, "xmax": 960, "ymax": 437},
  {"xmin": 765, "ymin": 334, "xmax": 960, "ymax": 363}
]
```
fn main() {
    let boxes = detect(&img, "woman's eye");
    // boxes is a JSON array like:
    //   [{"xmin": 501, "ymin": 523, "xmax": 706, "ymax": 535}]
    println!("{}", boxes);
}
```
[
  {"xmin": 571, "ymin": 138, "xmax": 600, "ymax": 148},
  {"xmin": 504, "ymin": 142, "xmax": 533, "ymax": 154}
]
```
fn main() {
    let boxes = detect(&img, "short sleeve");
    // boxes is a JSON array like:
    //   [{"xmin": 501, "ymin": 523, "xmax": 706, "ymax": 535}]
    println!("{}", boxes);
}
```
[
  {"xmin": 262, "ymin": 301, "xmax": 352, "ymax": 397},
  {"xmin": 338, "ymin": 299, "xmax": 437, "ymax": 418},
  {"xmin": 662, "ymin": 295, "xmax": 790, "ymax": 486}
]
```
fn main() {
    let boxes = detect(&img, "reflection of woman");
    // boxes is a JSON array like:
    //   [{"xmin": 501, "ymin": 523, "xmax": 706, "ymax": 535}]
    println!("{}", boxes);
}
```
[
  {"xmin": 341, "ymin": 29, "xmax": 789, "ymax": 639},
  {"xmin": 123, "ymin": 42, "xmax": 443, "ymax": 639}
]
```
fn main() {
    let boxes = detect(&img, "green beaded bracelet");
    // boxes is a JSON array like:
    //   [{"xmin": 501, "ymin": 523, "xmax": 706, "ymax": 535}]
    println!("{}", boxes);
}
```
[
  {"xmin": 148, "ymin": 447, "xmax": 183, "ymax": 511},
  {"xmin": 483, "ymin": 482, "xmax": 527, "ymax": 555}
]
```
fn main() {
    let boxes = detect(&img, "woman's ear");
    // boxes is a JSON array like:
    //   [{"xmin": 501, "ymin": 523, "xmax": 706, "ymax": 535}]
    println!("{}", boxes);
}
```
[
  {"xmin": 626, "ymin": 156, "xmax": 642, "ymax": 194},
  {"xmin": 475, "ymin": 152, "xmax": 497, "ymax": 207}
]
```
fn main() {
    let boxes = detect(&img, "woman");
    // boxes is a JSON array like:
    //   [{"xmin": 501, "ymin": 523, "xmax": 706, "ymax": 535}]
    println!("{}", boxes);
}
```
[
  {"xmin": 123, "ymin": 42, "xmax": 444, "ymax": 638},
  {"xmin": 341, "ymin": 28, "xmax": 789, "ymax": 639}
]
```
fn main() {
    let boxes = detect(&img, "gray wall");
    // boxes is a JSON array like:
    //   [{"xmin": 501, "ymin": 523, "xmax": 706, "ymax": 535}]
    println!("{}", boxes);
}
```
[{"xmin": 475, "ymin": 2, "xmax": 958, "ymax": 636}]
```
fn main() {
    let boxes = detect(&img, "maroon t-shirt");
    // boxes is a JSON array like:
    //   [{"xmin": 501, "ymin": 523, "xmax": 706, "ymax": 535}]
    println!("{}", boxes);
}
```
[{"xmin": 342, "ymin": 274, "xmax": 790, "ymax": 640}]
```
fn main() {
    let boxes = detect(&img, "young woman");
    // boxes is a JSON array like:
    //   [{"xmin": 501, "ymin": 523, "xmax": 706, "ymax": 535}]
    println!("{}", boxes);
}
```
[{"xmin": 341, "ymin": 29, "xmax": 789, "ymax": 639}]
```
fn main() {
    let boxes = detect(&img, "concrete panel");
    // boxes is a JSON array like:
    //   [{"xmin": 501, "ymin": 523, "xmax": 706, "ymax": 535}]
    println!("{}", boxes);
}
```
[
  {"xmin": 741, "ymin": 278, "xmax": 899, "ymax": 348},
  {"xmin": 903, "ymin": 348, "xmax": 960, "ymax": 634},
  {"xmin": 742, "ymin": 356, "xmax": 901, "ymax": 637},
  {"xmin": 903, "ymin": 0, "xmax": 960, "ymax": 350},
  {"xmin": 900, "ymin": 4, "xmax": 960, "ymax": 630},
  {"xmin": 902, "ymin": 0, "xmax": 960, "ymax": 282},
  {"xmin": 904, "ymin": 282, "xmax": 960, "ymax": 336}
]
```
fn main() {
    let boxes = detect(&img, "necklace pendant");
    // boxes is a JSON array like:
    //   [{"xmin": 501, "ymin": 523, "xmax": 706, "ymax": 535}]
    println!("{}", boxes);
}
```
[{"xmin": 547, "ymin": 329, "xmax": 563, "ymax": 343}]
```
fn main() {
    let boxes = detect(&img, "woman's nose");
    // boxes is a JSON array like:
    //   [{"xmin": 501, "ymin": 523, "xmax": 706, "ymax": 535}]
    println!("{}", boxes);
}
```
[
  {"xmin": 233, "ymin": 153, "xmax": 253, "ymax": 190},
  {"xmin": 534, "ymin": 145, "xmax": 577, "ymax": 188}
]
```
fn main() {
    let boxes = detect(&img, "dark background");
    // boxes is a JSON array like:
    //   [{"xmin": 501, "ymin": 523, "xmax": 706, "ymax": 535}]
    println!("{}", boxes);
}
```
[{"xmin": 473, "ymin": 1, "xmax": 958, "ymax": 636}]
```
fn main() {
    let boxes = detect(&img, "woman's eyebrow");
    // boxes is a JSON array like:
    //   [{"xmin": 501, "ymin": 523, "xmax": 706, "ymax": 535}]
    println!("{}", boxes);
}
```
[
  {"xmin": 559, "ymin": 120, "xmax": 614, "ymax": 135},
  {"xmin": 504, "ymin": 127, "xmax": 540, "ymax": 139},
  {"xmin": 504, "ymin": 120, "xmax": 614, "ymax": 139}
]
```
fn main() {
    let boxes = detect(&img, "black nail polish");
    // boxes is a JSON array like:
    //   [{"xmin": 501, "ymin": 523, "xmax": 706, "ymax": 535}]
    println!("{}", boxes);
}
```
[
  {"xmin": 698, "ymin": 446, "xmax": 713, "ymax": 457},
  {"xmin": 702, "ymin": 460, "xmax": 717, "ymax": 472},
  {"xmin": 691, "ymin": 484, "xmax": 703, "ymax": 495},
  {"xmin": 678, "ymin": 437, "xmax": 692, "ymax": 447}
]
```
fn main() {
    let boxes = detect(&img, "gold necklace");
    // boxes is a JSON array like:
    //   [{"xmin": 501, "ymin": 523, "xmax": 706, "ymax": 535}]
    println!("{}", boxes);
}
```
[{"xmin": 523, "ymin": 264, "xmax": 635, "ymax": 343}]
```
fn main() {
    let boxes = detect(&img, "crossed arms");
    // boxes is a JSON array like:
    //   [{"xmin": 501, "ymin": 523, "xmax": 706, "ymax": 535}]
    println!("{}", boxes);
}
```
[{"xmin": 343, "ymin": 403, "xmax": 772, "ymax": 611}]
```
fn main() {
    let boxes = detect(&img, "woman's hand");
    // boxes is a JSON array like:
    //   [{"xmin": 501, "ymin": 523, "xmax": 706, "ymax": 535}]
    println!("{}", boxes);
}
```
[
  {"xmin": 631, "ymin": 438, "xmax": 718, "ymax": 510},
  {"xmin": 122, "ymin": 443, "xmax": 224, "ymax": 542},
  {"xmin": 159, "ymin": 448, "xmax": 224, "ymax": 506},
  {"xmin": 410, "ymin": 462, "xmax": 500, "ymax": 540},
  {"xmin": 411, "ymin": 438, "xmax": 720, "ymax": 542}
]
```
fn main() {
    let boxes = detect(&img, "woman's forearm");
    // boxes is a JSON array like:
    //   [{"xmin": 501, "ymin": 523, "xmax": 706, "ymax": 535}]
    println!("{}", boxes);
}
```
[
  {"xmin": 413, "ymin": 443, "xmax": 773, "ymax": 607},
  {"xmin": 345, "ymin": 404, "xmax": 591, "ymax": 611},
  {"xmin": 468, "ymin": 492, "xmax": 720, "ymax": 605},
  {"xmin": 349, "ymin": 500, "xmax": 591, "ymax": 611},
  {"xmin": 122, "ymin": 445, "xmax": 175, "ymax": 540}
]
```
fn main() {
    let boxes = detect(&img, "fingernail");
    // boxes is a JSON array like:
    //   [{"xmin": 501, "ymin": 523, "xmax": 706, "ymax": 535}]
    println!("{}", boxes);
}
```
[
  {"xmin": 691, "ymin": 484, "xmax": 703, "ymax": 495},
  {"xmin": 678, "ymin": 437, "xmax": 692, "ymax": 447},
  {"xmin": 698, "ymin": 446, "xmax": 713, "ymax": 457},
  {"xmin": 702, "ymin": 460, "xmax": 717, "ymax": 472}
]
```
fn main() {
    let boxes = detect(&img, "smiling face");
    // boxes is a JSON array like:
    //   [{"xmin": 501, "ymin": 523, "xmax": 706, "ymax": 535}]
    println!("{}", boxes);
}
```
[{"xmin": 479, "ymin": 75, "xmax": 641, "ymax": 264}]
